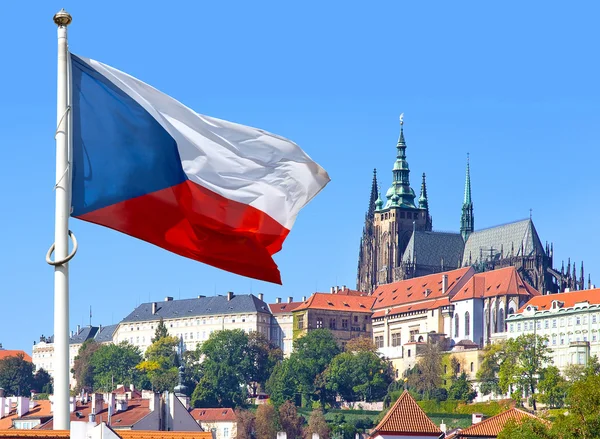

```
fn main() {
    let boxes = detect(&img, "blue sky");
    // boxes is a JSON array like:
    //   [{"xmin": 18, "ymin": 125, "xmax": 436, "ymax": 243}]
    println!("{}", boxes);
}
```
[{"xmin": 2, "ymin": 1, "xmax": 599, "ymax": 352}]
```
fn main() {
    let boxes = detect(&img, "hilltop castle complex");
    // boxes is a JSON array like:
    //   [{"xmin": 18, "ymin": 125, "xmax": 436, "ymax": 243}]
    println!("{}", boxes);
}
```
[{"xmin": 357, "ymin": 117, "xmax": 588, "ymax": 295}]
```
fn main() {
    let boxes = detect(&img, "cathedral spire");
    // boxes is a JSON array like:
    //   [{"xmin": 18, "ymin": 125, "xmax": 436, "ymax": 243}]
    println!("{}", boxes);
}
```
[
  {"xmin": 384, "ymin": 113, "xmax": 417, "ymax": 209},
  {"xmin": 367, "ymin": 168, "xmax": 378, "ymax": 219},
  {"xmin": 460, "ymin": 154, "xmax": 474, "ymax": 242},
  {"xmin": 419, "ymin": 173, "xmax": 429, "ymax": 210}
]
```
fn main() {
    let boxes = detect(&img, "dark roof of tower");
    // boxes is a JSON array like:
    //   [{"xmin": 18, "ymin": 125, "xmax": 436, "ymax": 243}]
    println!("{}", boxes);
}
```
[
  {"xmin": 462, "ymin": 219, "xmax": 545, "ymax": 266},
  {"xmin": 95, "ymin": 324, "xmax": 118, "ymax": 343},
  {"xmin": 402, "ymin": 231, "xmax": 465, "ymax": 269},
  {"xmin": 121, "ymin": 294, "xmax": 271, "ymax": 323}
]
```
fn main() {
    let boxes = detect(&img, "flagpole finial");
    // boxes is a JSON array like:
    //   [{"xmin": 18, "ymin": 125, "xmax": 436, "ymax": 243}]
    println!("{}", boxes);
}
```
[{"xmin": 53, "ymin": 9, "xmax": 72, "ymax": 27}]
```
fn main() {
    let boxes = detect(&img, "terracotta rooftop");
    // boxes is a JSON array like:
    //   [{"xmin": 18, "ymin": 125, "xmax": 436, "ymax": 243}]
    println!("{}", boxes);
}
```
[
  {"xmin": 0, "ymin": 432, "xmax": 70, "ymax": 438},
  {"xmin": 371, "ymin": 391, "xmax": 442, "ymax": 437},
  {"xmin": 517, "ymin": 288, "xmax": 600, "ymax": 313},
  {"xmin": 372, "ymin": 267, "xmax": 473, "ymax": 310},
  {"xmin": 294, "ymin": 293, "xmax": 375, "ymax": 313},
  {"xmin": 189, "ymin": 408, "xmax": 236, "ymax": 422},
  {"xmin": 0, "ymin": 351, "xmax": 32, "ymax": 363},
  {"xmin": 268, "ymin": 302, "xmax": 303, "ymax": 314},
  {"xmin": 0, "ymin": 401, "xmax": 53, "ymax": 430},
  {"xmin": 0, "ymin": 430, "xmax": 211, "ymax": 439},
  {"xmin": 39, "ymin": 399, "xmax": 151, "ymax": 430},
  {"xmin": 456, "ymin": 408, "xmax": 546, "ymax": 437},
  {"xmin": 372, "ymin": 297, "xmax": 451, "ymax": 319},
  {"xmin": 451, "ymin": 267, "xmax": 540, "ymax": 302}
]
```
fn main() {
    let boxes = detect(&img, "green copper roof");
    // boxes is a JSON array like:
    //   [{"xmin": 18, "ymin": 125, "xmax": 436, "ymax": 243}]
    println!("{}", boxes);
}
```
[
  {"xmin": 384, "ymin": 120, "xmax": 417, "ymax": 209},
  {"xmin": 375, "ymin": 185, "xmax": 384, "ymax": 211},
  {"xmin": 464, "ymin": 153, "xmax": 472, "ymax": 205},
  {"xmin": 419, "ymin": 173, "xmax": 429, "ymax": 210}
]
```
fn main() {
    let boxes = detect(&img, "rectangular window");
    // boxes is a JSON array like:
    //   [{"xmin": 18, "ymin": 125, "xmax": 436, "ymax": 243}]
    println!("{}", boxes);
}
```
[
  {"xmin": 375, "ymin": 336, "xmax": 384, "ymax": 348},
  {"xmin": 593, "ymin": 334, "xmax": 597, "ymax": 342},
  {"xmin": 584, "ymin": 316, "xmax": 588, "ymax": 325},
  {"xmin": 568, "ymin": 317, "xmax": 573, "ymax": 326},
  {"xmin": 224, "ymin": 427, "xmax": 230, "ymax": 438},
  {"xmin": 410, "ymin": 329, "xmax": 418, "ymax": 342},
  {"xmin": 297, "ymin": 315, "xmax": 304, "ymax": 330},
  {"xmin": 536, "ymin": 321, "xmax": 541, "ymax": 330},
  {"xmin": 391, "ymin": 332, "xmax": 401, "ymax": 347},
  {"xmin": 517, "ymin": 323, "xmax": 521, "ymax": 331},
  {"xmin": 545, "ymin": 320, "xmax": 549, "ymax": 329},
  {"xmin": 576, "ymin": 317, "xmax": 581, "ymax": 325},
  {"xmin": 354, "ymin": 316, "xmax": 358, "ymax": 323},
  {"xmin": 560, "ymin": 318, "xmax": 565, "ymax": 327},
  {"xmin": 342, "ymin": 319, "xmax": 348, "ymax": 329},
  {"xmin": 594, "ymin": 315, "xmax": 597, "ymax": 324},
  {"xmin": 509, "ymin": 324, "xmax": 514, "ymax": 332},
  {"xmin": 329, "ymin": 319, "xmax": 336, "ymax": 330},
  {"xmin": 560, "ymin": 338, "xmax": 564, "ymax": 345},
  {"xmin": 316, "ymin": 318, "xmax": 323, "ymax": 329},
  {"xmin": 553, "ymin": 319, "xmax": 557, "ymax": 328}
]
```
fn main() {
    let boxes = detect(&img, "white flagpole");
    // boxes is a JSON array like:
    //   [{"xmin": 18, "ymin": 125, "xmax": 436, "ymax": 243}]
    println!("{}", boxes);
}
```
[{"xmin": 52, "ymin": 8, "xmax": 72, "ymax": 431}]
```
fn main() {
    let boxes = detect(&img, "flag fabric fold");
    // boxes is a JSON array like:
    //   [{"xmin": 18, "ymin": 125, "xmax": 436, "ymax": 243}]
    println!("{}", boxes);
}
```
[{"xmin": 69, "ymin": 54, "xmax": 329, "ymax": 284}]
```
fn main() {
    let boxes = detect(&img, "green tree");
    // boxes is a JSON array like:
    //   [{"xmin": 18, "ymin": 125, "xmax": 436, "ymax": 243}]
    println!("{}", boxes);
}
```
[
  {"xmin": 265, "ymin": 359, "xmax": 299, "ymax": 407},
  {"xmin": 324, "ymin": 351, "xmax": 392, "ymax": 402},
  {"xmin": 448, "ymin": 372, "xmax": 477, "ymax": 402},
  {"xmin": 406, "ymin": 341, "xmax": 442, "ymax": 400},
  {"xmin": 89, "ymin": 342, "xmax": 143, "ymax": 391},
  {"xmin": 538, "ymin": 366, "xmax": 567, "ymax": 408},
  {"xmin": 279, "ymin": 401, "xmax": 304, "ymax": 439},
  {"xmin": 32, "ymin": 368, "xmax": 53, "ymax": 394},
  {"xmin": 500, "ymin": 334, "xmax": 551, "ymax": 410},
  {"xmin": 477, "ymin": 341, "xmax": 506, "ymax": 396},
  {"xmin": 497, "ymin": 418, "xmax": 554, "ymax": 439},
  {"xmin": 247, "ymin": 331, "xmax": 283, "ymax": 396},
  {"xmin": 0, "ymin": 353, "xmax": 34, "ymax": 396},
  {"xmin": 344, "ymin": 336, "xmax": 378, "ymax": 353},
  {"xmin": 152, "ymin": 317, "xmax": 169, "ymax": 343},
  {"xmin": 305, "ymin": 408, "xmax": 330, "ymax": 439},
  {"xmin": 191, "ymin": 329, "xmax": 251, "ymax": 408},
  {"xmin": 137, "ymin": 335, "xmax": 180, "ymax": 392},
  {"xmin": 71, "ymin": 339, "xmax": 101, "ymax": 393},
  {"xmin": 255, "ymin": 404, "xmax": 278, "ymax": 439},
  {"xmin": 551, "ymin": 374, "xmax": 600, "ymax": 439},
  {"xmin": 291, "ymin": 329, "xmax": 340, "ymax": 405}
]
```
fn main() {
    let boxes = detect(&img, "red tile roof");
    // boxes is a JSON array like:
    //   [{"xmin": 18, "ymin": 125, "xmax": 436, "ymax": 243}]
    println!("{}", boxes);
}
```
[
  {"xmin": 0, "ymin": 351, "xmax": 32, "ymax": 363},
  {"xmin": 371, "ymin": 391, "xmax": 442, "ymax": 437},
  {"xmin": 39, "ymin": 399, "xmax": 152, "ymax": 430},
  {"xmin": 372, "ymin": 267, "xmax": 473, "ymax": 310},
  {"xmin": 119, "ymin": 432, "xmax": 212, "ymax": 439},
  {"xmin": 328, "ymin": 288, "xmax": 368, "ymax": 296},
  {"xmin": 372, "ymin": 297, "xmax": 451, "ymax": 318},
  {"xmin": 294, "ymin": 293, "xmax": 375, "ymax": 313},
  {"xmin": 189, "ymin": 408, "xmax": 236, "ymax": 422},
  {"xmin": 517, "ymin": 288, "xmax": 600, "ymax": 313},
  {"xmin": 457, "ymin": 408, "xmax": 546, "ymax": 437},
  {"xmin": 268, "ymin": 302, "xmax": 303, "ymax": 314},
  {"xmin": 0, "ymin": 401, "xmax": 53, "ymax": 430},
  {"xmin": 451, "ymin": 267, "xmax": 540, "ymax": 302},
  {"xmin": 0, "ymin": 432, "xmax": 69, "ymax": 438}
]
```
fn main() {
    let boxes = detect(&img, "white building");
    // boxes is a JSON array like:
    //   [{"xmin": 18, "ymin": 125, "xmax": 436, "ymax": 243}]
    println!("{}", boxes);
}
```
[
  {"xmin": 114, "ymin": 292, "xmax": 272, "ymax": 354},
  {"xmin": 190, "ymin": 408, "xmax": 237, "ymax": 439},
  {"xmin": 269, "ymin": 297, "xmax": 303, "ymax": 357},
  {"xmin": 507, "ymin": 288, "xmax": 600, "ymax": 371}
]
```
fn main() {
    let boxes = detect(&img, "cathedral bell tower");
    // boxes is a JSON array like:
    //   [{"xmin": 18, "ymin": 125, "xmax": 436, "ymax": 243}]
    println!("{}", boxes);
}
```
[{"xmin": 460, "ymin": 154, "xmax": 474, "ymax": 242}]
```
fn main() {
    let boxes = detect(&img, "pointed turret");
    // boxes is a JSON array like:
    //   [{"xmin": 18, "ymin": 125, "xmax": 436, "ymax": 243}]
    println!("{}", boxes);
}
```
[
  {"xmin": 580, "ymin": 262, "xmax": 585, "ymax": 291},
  {"xmin": 419, "ymin": 173, "xmax": 429, "ymax": 210},
  {"xmin": 384, "ymin": 114, "xmax": 417, "ymax": 208},
  {"xmin": 375, "ymin": 185, "xmax": 384, "ymax": 211},
  {"xmin": 460, "ymin": 154, "xmax": 475, "ymax": 242},
  {"xmin": 367, "ymin": 168, "xmax": 378, "ymax": 220}
]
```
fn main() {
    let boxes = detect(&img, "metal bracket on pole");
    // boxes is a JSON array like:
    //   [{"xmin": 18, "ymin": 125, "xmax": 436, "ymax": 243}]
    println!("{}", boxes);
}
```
[{"xmin": 46, "ymin": 230, "xmax": 78, "ymax": 266}]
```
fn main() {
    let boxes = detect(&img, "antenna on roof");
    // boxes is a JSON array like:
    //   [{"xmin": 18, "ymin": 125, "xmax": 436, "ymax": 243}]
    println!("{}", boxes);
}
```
[
  {"xmin": 89, "ymin": 306, "xmax": 92, "ymax": 327},
  {"xmin": 530, "ymin": 208, "xmax": 533, "ymax": 220}
]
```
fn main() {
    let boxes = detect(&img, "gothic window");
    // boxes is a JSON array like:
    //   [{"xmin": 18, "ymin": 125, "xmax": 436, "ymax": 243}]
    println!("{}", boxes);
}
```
[
  {"xmin": 465, "ymin": 312, "xmax": 470, "ymax": 337},
  {"xmin": 455, "ymin": 314, "xmax": 460, "ymax": 338},
  {"xmin": 498, "ymin": 309, "xmax": 505, "ymax": 333}
]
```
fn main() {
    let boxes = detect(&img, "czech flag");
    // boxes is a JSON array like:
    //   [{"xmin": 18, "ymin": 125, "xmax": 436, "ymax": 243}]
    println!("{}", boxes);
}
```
[{"xmin": 69, "ymin": 54, "xmax": 330, "ymax": 284}]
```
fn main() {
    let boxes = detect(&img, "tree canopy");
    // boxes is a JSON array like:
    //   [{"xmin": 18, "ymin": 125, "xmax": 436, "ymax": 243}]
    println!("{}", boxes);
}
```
[
  {"xmin": 71, "ymin": 339, "xmax": 101, "ymax": 393},
  {"xmin": 89, "ymin": 342, "xmax": 143, "ymax": 391},
  {"xmin": 0, "ymin": 353, "xmax": 35, "ymax": 396}
]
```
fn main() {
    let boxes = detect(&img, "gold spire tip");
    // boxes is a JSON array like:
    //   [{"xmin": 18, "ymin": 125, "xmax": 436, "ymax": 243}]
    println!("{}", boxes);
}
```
[{"xmin": 53, "ymin": 9, "xmax": 72, "ymax": 27}]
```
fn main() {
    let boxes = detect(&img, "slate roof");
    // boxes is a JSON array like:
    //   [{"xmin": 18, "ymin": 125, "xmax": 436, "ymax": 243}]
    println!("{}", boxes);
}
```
[
  {"xmin": 402, "ymin": 231, "xmax": 465, "ymax": 269},
  {"xmin": 94, "ymin": 325, "xmax": 118, "ymax": 343},
  {"xmin": 121, "ymin": 294, "xmax": 271, "ymax": 323},
  {"xmin": 462, "ymin": 219, "xmax": 545, "ymax": 267},
  {"xmin": 451, "ymin": 266, "xmax": 540, "ymax": 302},
  {"xmin": 371, "ymin": 390, "xmax": 442, "ymax": 436},
  {"xmin": 456, "ymin": 408, "xmax": 546, "ymax": 437},
  {"xmin": 69, "ymin": 326, "xmax": 99, "ymax": 344},
  {"xmin": 372, "ymin": 267, "xmax": 474, "ymax": 310}
]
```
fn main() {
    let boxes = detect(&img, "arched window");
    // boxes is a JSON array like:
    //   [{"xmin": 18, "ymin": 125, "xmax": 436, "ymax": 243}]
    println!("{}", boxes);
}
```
[
  {"xmin": 455, "ymin": 314, "xmax": 460, "ymax": 338},
  {"xmin": 470, "ymin": 362, "xmax": 474, "ymax": 372},
  {"xmin": 465, "ymin": 312, "xmax": 471, "ymax": 337},
  {"xmin": 498, "ymin": 308, "xmax": 505, "ymax": 333}
]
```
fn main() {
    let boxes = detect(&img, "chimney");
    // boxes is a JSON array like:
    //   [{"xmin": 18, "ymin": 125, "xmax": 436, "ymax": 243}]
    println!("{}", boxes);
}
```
[
  {"xmin": 130, "ymin": 384, "xmax": 135, "ymax": 392},
  {"xmin": 0, "ymin": 388, "xmax": 5, "ymax": 398},
  {"xmin": 164, "ymin": 296, "xmax": 173, "ymax": 302},
  {"xmin": 149, "ymin": 392, "xmax": 160, "ymax": 412},
  {"xmin": 472, "ymin": 413, "xmax": 484, "ymax": 425},
  {"xmin": 227, "ymin": 291, "xmax": 234, "ymax": 301},
  {"xmin": 276, "ymin": 297, "xmax": 282, "ymax": 304},
  {"xmin": 0, "ymin": 343, "xmax": 3, "ymax": 350},
  {"xmin": 342, "ymin": 285, "xmax": 347, "ymax": 291},
  {"xmin": 302, "ymin": 296, "xmax": 306, "ymax": 301},
  {"xmin": 107, "ymin": 393, "xmax": 116, "ymax": 421},
  {"xmin": 565, "ymin": 288, "xmax": 571, "ymax": 293},
  {"xmin": 330, "ymin": 286, "xmax": 335, "ymax": 294},
  {"xmin": 116, "ymin": 397, "xmax": 128, "ymax": 412},
  {"xmin": 76, "ymin": 324, "xmax": 81, "ymax": 334},
  {"xmin": 440, "ymin": 420, "xmax": 447, "ymax": 434},
  {"xmin": 288, "ymin": 297, "xmax": 293, "ymax": 303},
  {"xmin": 198, "ymin": 295, "xmax": 206, "ymax": 299},
  {"xmin": 0, "ymin": 396, "xmax": 5, "ymax": 419},
  {"xmin": 442, "ymin": 274, "xmax": 448, "ymax": 295},
  {"xmin": 89, "ymin": 413, "xmax": 96, "ymax": 423},
  {"xmin": 92, "ymin": 393, "xmax": 104, "ymax": 415},
  {"xmin": 152, "ymin": 302, "xmax": 157, "ymax": 315},
  {"xmin": 69, "ymin": 396, "xmax": 76, "ymax": 414},
  {"xmin": 258, "ymin": 293, "xmax": 264, "ymax": 301},
  {"xmin": 335, "ymin": 286, "xmax": 340, "ymax": 293}
]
